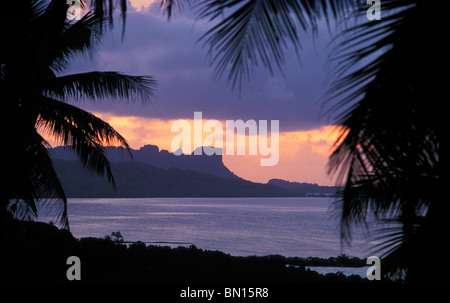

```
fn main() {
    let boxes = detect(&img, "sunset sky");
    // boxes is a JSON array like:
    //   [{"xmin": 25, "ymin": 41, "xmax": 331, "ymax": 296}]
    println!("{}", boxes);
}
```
[{"xmin": 57, "ymin": 0, "xmax": 347, "ymax": 186}]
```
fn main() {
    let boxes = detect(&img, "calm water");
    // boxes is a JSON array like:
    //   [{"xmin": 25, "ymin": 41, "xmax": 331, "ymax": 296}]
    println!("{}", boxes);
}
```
[{"xmin": 39, "ymin": 197, "xmax": 379, "ymax": 259}]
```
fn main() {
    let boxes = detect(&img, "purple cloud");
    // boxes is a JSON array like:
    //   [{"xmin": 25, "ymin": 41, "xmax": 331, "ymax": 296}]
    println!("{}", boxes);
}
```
[{"xmin": 64, "ymin": 8, "xmax": 340, "ymax": 132}]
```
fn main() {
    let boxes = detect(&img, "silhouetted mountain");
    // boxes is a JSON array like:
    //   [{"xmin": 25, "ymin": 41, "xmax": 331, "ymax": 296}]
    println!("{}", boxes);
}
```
[
  {"xmin": 50, "ymin": 145, "xmax": 338, "ymax": 198},
  {"xmin": 53, "ymin": 159, "xmax": 297, "ymax": 198},
  {"xmin": 50, "ymin": 145, "xmax": 239, "ymax": 180},
  {"xmin": 268, "ymin": 179, "xmax": 340, "ymax": 197}
]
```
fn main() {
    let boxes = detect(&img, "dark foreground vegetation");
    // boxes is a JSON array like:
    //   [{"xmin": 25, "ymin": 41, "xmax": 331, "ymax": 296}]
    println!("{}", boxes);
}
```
[{"xmin": 4, "ymin": 217, "xmax": 368, "ymax": 283}]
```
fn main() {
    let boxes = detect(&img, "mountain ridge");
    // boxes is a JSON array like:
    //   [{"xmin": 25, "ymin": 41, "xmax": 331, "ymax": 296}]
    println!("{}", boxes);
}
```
[
  {"xmin": 50, "ymin": 145, "xmax": 339, "ymax": 198},
  {"xmin": 268, "ymin": 179, "xmax": 339, "ymax": 197},
  {"xmin": 50, "ymin": 144, "xmax": 240, "ymax": 180},
  {"xmin": 52, "ymin": 159, "xmax": 300, "ymax": 198}
]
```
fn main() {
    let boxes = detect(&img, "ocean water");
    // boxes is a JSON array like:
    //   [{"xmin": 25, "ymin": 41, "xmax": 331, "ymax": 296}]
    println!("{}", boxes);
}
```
[{"xmin": 38, "ymin": 197, "xmax": 380, "ymax": 260}]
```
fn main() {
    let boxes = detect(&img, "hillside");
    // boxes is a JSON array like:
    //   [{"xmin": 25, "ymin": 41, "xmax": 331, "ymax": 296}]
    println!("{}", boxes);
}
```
[{"xmin": 53, "ymin": 159, "xmax": 298, "ymax": 198}]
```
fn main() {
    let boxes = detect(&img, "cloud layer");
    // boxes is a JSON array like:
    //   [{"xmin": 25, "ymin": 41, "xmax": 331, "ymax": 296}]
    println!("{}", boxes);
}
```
[{"xmin": 65, "ymin": 7, "xmax": 340, "ymax": 132}]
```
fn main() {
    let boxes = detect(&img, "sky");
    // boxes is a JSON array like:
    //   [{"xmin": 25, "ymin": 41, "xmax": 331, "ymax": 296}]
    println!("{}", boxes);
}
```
[{"xmin": 59, "ymin": 0, "xmax": 348, "ymax": 186}]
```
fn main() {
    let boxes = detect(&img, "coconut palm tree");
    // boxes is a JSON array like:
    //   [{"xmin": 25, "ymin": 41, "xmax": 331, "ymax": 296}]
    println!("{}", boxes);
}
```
[
  {"xmin": 1, "ymin": 0, "xmax": 156, "ymax": 229},
  {"xmin": 325, "ymin": 1, "xmax": 440, "ymax": 281}
]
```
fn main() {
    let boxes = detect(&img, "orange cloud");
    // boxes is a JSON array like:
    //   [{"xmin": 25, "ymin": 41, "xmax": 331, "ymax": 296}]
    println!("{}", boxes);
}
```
[
  {"xmin": 95, "ymin": 113, "xmax": 176, "ymax": 150},
  {"xmin": 129, "ymin": 0, "xmax": 159, "ymax": 12},
  {"xmin": 223, "ymin": 126, "xmax": 340, "ymax": 186}
]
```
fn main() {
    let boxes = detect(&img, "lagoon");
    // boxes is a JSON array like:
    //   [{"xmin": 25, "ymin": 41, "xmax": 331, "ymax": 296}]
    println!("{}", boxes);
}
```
[{"xmin": 39, "ymin": 197, "xmax": 380, "ymax": 260}]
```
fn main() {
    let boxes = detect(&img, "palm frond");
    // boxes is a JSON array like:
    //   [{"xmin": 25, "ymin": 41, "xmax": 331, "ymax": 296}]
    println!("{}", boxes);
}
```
[
  {"xmin": 200, "ymin": 0, "xmax": 298, "ymax": 88},
  {"xmin": 1, "ymin": 3, "xmax": 105, "ymax": 74},
  {"xmin": 82, "ymin": 0, "xmax": 128, "ymax": 37},
  {"xmin": 44, "ymin": 71, "xmax": 157, "ymax": 103},
  {"xmin": 13, "ymin": 0, "xmax": 106, "ymax": 73},
  {"xmin": 36, "ymin": 96, "xmax": 132, "ymax": 189},
  {"xmin": 160, "ymin": 0, "xmax": 189, "ymax": 19},
  {"xmin": 6, "ymin": 129, "xmax": 69, "ymax": 229},
  {"xmin": 370, "ymin": 224, "xmax": 406, "ymax": 258},
  {"xmin": 196, "ymin": 0, "xmax": 363, "ymax": 88},
  {"xmin": 325, "ymin": 1, "xmax": 415, "ymax": 117},
  {"xmin": 49, "ymin": 11, "xmax": 107, "ymax": 72},
  {"xmin": 326, "ymin": 2, "xmax": 439, "ymax": 268}
]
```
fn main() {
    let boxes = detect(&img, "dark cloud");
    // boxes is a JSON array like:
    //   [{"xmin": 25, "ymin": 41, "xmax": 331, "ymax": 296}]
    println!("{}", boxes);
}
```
[{"xmin": 65, "ymin": 9, "xmax": 341, "ymax": 132}]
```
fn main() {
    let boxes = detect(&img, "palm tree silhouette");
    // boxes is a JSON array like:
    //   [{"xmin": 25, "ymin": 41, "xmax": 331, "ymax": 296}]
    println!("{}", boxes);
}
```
[
  {"xmin": 324, "ymin": 2, "xmax": 440, "ymax": 281},
  {"xmin": 1, "ymin": 0, "xmax": 156, "ymax": 229}
]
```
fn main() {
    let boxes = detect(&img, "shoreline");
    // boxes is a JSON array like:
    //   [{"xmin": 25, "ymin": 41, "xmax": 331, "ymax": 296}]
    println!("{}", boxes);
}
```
[
  {"xmin": 38, "ymin": 196, "xmax": 370, "ymax": 259},
  {"xmin": 4, "ymin": 218, "xmax": 370, "ymax": 283}
]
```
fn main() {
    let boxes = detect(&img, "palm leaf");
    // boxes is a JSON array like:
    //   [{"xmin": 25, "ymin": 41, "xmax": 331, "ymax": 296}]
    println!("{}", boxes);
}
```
[
  {"xmin": 6, "ymin": 129, "xmax": 69, "ymax": 229},
  {"xmin": 160, "ymin": 0, "xmax": 189, "ymax": 19},
  {"xmin": 36, "ymin": 96, "xmax": 132, "ymax": 189},
  {"xmin": 17, "ymin": 1, "xmax": 106, "ymax": 72},
  {"xmin": 326, "ymin": 2, "xmax": 439, "ymax": 280},
  {"xmin": 196, "ymin": 0, "xmax": 363, "ymax": 88},
  {"xmin": 325, "ymin": 1, "xmax": 415, "ymax": 117},
  {"xmin": 49, "ymin": 11, "xmax": 107, "ymax": 72},
  {"xmin": 79, "ymin": 0, "xmax": 128, "ymax": 37},
  {"xmin": 44, "ymin": 71, "xmax": 157, "ymax": 103}
]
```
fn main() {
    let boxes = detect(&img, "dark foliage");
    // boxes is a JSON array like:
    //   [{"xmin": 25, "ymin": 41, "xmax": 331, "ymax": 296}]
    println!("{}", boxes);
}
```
[
  {"xmin": 4, "ymin": 218, "xmax": 367, "ymax": 283},
  {"xmin": 1, "ymin": 0, "xmax": 155, "ymax": 229}
]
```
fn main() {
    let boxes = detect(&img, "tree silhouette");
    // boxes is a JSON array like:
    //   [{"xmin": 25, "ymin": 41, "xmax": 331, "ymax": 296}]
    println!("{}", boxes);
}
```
[
  {"xmin": 1, "ymin": 0, "xmax": 156, "ymax": 229},
  {"xmin": 325, "ymin": 1, "xmax": 440, "ymax": 281}
]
